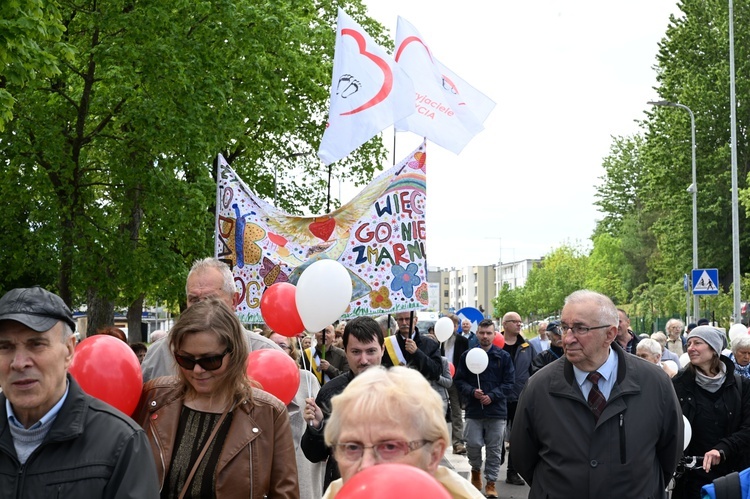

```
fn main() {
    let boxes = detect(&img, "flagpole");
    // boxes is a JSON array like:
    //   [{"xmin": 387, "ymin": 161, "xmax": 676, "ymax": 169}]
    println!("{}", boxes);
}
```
[
  {"xmin": 392, "ymin": 129, "xmax": 397, "ymax": 166},
  {"xmin": 213, "ymin": 154, "xmax": 222, "ymax": 259}
]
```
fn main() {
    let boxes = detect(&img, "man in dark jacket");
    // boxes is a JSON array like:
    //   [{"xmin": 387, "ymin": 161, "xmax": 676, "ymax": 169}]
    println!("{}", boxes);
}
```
[
  {"xmin": 616, "ymin": 308, "xmax": 640, "ymax": 354},
  {"xmin": 0, "ymin": 286, "xmax": 158, "ymax": 498},
  {"xmin": 501, "ymin": 310, "xmax": 538, "ymax": 485},
  {"xmin": 455, "ymin": 319, "xmax": 515, "ymax": 498},
  {"xmin": 381, "ymin": 310, "xmax": 442, "ymax": 380},
  {"xmin": 441, "ymin": 314, "xmax": 470, "ymax": 455},
  {"xmin": 510, "ymin": 290, "xmax": 683, "ymax": 499},
  {"xmin": 301, "ymin": 317, "xmax": 385, "ymax": 492},
  {"xmin": 530, "ymin": 321, "xmax": 564, "ymax": 375},
  {"xmin": 301, "ymin": 324, "xmax": 350, "ymax": 385}
]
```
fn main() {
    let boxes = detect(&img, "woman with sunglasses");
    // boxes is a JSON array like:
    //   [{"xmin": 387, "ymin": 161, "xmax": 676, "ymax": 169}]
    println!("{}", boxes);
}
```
[{"xmin": 135, "ymin": 298, "xmax": 299, "ymax": 498}]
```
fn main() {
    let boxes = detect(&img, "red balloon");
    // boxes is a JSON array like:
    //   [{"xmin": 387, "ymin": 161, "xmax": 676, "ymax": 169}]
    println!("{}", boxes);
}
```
[
  {"xmin": 337, "ymin": 463, "xmax": 451, "ymax": 499},
  {"xmin": 493, "ymin": 333, "xmax": 506, "ymax": 349},
  {"xmin": 448, "ymin": 362, "xmax": 455, "ymax": 378},
  {"xmin": 260, "ymin": 283, "xmax": 305, "ymax": 338},
  {"xmin": 69, "ymin": 335, "xmax": 142, "ymax": 416},
  {"xmin": 246, "ymin": 349, "xmax": 300, "ymax": 405}
]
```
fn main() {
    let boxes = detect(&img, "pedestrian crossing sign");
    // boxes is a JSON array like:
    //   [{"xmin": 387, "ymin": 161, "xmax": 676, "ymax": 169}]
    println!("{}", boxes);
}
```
[{"xmin": 692, "ymin": 268, "xmax": 719, "ymax": 295}]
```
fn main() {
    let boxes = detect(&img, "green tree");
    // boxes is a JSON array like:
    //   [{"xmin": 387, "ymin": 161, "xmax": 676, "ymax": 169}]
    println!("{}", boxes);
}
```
[
  {"xmin": 520, "ymin": 244, "xmax": 588, "ymax": 317},
  {"xmin": 493, "ymin": 282, "xmax": 525, "ymax": 319},
  {"xmin": 0, "ymin": 0, "xmax": 386, "ymax": 339},
  {"xmin": 646, "ymin": 0, "xmax": 750, "ymax": 290},
  {"xmin": 0, "ymin": 0, "xmax": 71, "ymax": 130},
  {"xmin": 585, "ymin": 233, "xmax": 630, "ymax": 303}
]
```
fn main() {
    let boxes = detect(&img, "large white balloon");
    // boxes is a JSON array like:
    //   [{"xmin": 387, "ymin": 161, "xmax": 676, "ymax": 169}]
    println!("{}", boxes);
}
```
[
  {"xmin": 466, "ymin": 348, "xmax": 489, "ymax": 374},
  {"xmin": 295, "ymin": 260, "xmax": 353, "ymax": 332},
  {"xmin": 729, "ymin": 323, "xmax": 748, "ymax": 346},
  {"xmin": 679, "ymin": 352, "xmax": 690, "ymax": 368},
  {"xmin": 434, "ymin": 317, "xmax": 454, "ymax": 343},
  {"xmin": 683, "ymin": 415, "xmax": 692, "ymax": 450}
]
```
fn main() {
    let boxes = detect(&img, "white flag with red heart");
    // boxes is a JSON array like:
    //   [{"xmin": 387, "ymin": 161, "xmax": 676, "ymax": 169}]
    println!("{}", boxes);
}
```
[
  {"xmin": 318, "ymin": 9, "xmax": 415, "ymax": 165},
  {"xmin": 394, "ymin": 16, "xmax": 495, "ymax": 154}
]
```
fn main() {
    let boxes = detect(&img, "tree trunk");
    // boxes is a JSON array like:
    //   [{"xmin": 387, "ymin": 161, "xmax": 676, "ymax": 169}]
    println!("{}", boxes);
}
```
[
  {"xmin": 86, "ymin": 287, "xmax": 115, "ymax": 337},
  {"xmin": 127, "ymin": 294, "xmax": 145, "ymax": 343}
]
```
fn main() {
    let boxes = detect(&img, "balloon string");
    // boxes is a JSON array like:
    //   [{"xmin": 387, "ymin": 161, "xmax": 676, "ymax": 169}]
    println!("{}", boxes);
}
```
[{"xmin": 477, "ymin": 373, "xmax": 484, "ymax": 411}]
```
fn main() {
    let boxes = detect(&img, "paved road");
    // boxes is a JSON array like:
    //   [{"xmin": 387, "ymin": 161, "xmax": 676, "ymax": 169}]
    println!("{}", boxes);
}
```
[{"xmin": 443, "ymin": 443, "xmax": 530, "ymax": 498}]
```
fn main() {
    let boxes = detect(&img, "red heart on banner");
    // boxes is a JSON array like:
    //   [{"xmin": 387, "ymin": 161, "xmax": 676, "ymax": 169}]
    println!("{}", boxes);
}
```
[{"xmin": 309, "ymin": 217, "xmax": 336, "ymax": 241}]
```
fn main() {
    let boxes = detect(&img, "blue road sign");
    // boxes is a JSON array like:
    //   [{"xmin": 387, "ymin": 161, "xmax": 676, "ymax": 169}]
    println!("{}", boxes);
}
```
[{"xmin": 692, "ymin": 268, "xmax": 719, "ymax": 295}]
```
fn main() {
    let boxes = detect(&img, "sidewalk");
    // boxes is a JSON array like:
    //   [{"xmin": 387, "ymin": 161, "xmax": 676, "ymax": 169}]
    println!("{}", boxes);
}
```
[{"xmin": 443, "ymin": 443, "xmax": 530, "ymax": 498}]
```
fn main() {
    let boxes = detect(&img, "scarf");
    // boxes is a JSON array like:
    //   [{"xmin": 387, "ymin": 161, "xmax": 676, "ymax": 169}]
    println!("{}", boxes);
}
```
[{"xmin": 695, "ymin": 362, "xmax": 727, "ymax": 393}]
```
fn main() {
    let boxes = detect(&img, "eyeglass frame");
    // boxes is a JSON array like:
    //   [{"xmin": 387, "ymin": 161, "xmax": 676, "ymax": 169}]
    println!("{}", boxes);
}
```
[
  {"xmin": 558, "ymin": 324, "xmax": 611, "ymax": 336},
  {"xmin": 174, "ymin": 348, "xmax": 231, "ymax": 371},
  {"xmin": 333, "ymin": 439, "xmax": 432, "ymax": 462}
]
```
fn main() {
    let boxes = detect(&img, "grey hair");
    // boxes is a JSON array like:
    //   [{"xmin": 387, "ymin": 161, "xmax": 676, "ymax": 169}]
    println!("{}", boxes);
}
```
[
  {"xmin": 186, "ymin": 258, "xmax": 236, "ymax": 296},
  {"xmin": 61, "ymin": 322, "xmax": 74, "ymax": 340},
  {"xmin": 564, "ymin": 290, "xmax": 619, "ymax": 327},
  {"xmin": 637, "ymin": 338, "xmax": 662, "ymax": 357},
  {"xmin": 375, "ymin": 315, "xmax": 399, "ymax": 336},
  {"xmin": 732, "ymin": 335, "xmax": 750, "ymax": 353},
  {"xmin": 651, "ymin": 331, "xmax": 668, "ymax": 348}
]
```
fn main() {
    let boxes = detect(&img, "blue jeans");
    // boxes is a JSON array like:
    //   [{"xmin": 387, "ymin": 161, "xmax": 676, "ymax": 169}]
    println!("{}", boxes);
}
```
[{"xmin": 464, "ymin": 418, "xmax": 506, "ymax": 482}]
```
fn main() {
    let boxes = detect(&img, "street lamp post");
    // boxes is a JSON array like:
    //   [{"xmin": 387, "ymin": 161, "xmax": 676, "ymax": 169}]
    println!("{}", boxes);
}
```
[
  {"xmin": 729, "ymin": 0, "xmax": 741, "ymax": 322},
  {"xmin": 648, "ymin": 100, "xmax": 699, "ymax": 321}
]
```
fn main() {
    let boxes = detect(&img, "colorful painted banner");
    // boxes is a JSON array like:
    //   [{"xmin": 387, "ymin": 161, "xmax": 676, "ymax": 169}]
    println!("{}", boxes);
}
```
[{"xmin": 215, "ymin": 142, "xmax": 428, "ymax": 324}]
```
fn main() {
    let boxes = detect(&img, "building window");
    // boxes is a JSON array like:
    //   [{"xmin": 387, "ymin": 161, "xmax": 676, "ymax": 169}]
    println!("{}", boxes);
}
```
[
  {"xmin": 444, "ymin": 278, "xmax": 449, "ymax": 285},
  {"xmin": 443, "ymin": 290, "xmax": 449, "ymax": 297}
]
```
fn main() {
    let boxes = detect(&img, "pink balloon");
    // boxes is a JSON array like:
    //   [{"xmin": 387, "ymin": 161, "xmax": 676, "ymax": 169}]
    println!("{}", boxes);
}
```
[
  {"xmin": 246, "ymin": 349, "xmax": 300, "ymax": 405},
  {"xmin": 69, "ymin": 335, "xmax": 142, "ymax": 416},
  {"xmin": 448, "ymin": 362, "xmax": 456, "ymax": 378},
  {"xmin": 337, "ymin": 463, "xmax": 451, "ymax": 499},
  {"xmin": 260, "ymin": 283, "xmax": 305, "ymax": 338}
]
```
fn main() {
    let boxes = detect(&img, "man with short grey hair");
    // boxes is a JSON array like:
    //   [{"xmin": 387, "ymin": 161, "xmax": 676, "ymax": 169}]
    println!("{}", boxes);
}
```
[
  {"xmin": 141, "ymin": 257, "xmax": 280, "ymax": 381},
  {"xmin": 510, "ymin": 290, "xmax": 683, "ymax": 498},
  {"xmin": 0, "ymin": 286, "xmax": 158, "ymax": 497}
]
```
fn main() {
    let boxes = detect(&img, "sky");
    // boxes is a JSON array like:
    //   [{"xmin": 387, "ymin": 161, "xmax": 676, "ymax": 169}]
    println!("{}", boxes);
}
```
[{"xmin": 333, "ymin": 0, "xmax": 682, "ymax": 268}]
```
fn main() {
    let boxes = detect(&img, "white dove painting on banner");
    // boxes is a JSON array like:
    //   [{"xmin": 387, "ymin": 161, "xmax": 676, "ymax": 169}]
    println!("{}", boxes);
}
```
[
  {"xmin": 216, "ymin": 142, "xmax": 428, "ymax": 324},
  {"xmin": 317, "ymin": 9, "xmax": 415, "ymax": 165},
  {"xmin": 394, "ymin": 16, "xmax": 495, "ymax": 154}
]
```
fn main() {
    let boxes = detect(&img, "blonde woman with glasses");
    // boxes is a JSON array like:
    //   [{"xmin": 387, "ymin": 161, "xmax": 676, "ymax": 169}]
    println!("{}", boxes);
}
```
[{"xmin": 322, "ymin": 366, "xmax": 483, "ymax": 498}]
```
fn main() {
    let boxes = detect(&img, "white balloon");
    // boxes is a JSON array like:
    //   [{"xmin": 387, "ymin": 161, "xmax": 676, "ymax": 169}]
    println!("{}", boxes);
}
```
[
  {"xmin": 295, "ymin": 260, "xmax": 353, "ymax": 332},
  {"xmin": 434, "ymin": 317, "xmax": 454, "ymax": 343},
  {"xmin": 679, "ymin": 352, "xmax": 690, "ymax": 368},
  {"xmin": 683, "ymin": 415, "xmax": 692, "ymax": 450},
  {"xmin": 466, "ymin": 348, "xmax": 489, "ymax": 374},
  {"xmin": 729, "ymin": 323, "xmax": 748, "ymax": 346}
]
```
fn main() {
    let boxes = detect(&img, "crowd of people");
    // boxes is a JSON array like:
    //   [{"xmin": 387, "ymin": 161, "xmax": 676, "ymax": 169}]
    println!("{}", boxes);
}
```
[{"xmin": 0, "ymin": 258, "xmax": 748, "ymax": 498}]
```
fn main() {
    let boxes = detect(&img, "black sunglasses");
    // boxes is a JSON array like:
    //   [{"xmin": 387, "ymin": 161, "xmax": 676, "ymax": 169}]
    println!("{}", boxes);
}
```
[{"xmin": 174, "ymin": 349, "xmax": 230, "ymax": 371}]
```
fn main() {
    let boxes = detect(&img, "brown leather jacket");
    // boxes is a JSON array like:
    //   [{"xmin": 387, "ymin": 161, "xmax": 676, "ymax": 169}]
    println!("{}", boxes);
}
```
[{"xmin": 135, "ymin": 377, "xmax": 299, "ymax": 499}]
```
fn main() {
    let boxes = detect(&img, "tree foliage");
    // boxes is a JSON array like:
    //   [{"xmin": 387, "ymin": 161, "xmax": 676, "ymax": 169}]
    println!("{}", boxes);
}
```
[
  {"xmin": 0, "ymin": 0, "xmax": 70, "ymax": 129},
  {"xmin": 0, "ymin": 0, "xmax": 387, "ymax": 339}
]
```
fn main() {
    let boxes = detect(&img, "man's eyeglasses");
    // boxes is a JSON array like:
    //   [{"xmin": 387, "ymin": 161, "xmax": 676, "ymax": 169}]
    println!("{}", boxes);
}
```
[
  {"xmin": 333, "ymin": 440, "xmax": 431, "ymax": 462},
  {"xmin": 559, "ymin": 324, "xmax": 610, "ymax": 336},
  {"xmin": 504, "ymin": 320, "xmax": 523, "ymax": 324},
  {"xmin": 174, "ymin": 349, "xmax": 230, "ymax": 371}
]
